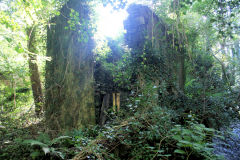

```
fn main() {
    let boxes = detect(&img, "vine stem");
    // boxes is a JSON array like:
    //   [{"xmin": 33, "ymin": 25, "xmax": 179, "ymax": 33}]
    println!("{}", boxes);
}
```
[
  {"xmin": 151, "ymin": 135, "xmax": 170, "ymax": 160},
  {"xmin": 186, "ymin": 150, "xmax": 193, "ymax": 160}
]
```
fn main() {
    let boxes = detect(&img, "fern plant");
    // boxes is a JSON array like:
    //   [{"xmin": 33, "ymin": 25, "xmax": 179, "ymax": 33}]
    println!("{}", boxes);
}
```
[{"xmin": 23, "ymin": 133, "xmax": 71, "ymax": 159}]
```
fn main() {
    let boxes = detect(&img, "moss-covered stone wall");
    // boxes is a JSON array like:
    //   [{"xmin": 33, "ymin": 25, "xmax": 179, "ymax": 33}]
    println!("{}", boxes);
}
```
[{"xmin": 45, "ymin": 0, "xmax": 95, "ymax": 132}]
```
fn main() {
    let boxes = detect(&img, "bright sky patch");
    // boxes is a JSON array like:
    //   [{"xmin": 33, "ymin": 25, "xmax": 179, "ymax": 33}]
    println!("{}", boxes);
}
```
[{"xmin": 95, "ymin": 5, "xmax": 128, "ymax": 39}]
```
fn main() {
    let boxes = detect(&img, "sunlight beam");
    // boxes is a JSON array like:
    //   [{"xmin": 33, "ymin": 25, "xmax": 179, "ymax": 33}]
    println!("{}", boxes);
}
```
[{"xmin": 95, "ymin": 5, "xmax": 128, "ymax": 39}]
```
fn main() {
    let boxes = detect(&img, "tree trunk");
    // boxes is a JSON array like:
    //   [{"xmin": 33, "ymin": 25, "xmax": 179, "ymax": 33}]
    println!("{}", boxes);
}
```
[
  {"xmin": 27, "ymin": 26, "xmax": 43, "ymax": 116},
  {"xmin": 45, "ymin": 0, "xmax": 95, "ymax": 131},
  {"xmin": 178, "ymin": 51, "xmax": 185, "ymax": 92}
]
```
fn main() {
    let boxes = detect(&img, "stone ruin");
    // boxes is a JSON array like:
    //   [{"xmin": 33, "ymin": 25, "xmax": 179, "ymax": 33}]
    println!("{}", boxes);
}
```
[
  {"xmin": 96, "ymin": 4, "xmax": 171, "ymax": 125},
  {"xmin": 124, "ymin": 4, "xmax": 167, "ymax": 52}
]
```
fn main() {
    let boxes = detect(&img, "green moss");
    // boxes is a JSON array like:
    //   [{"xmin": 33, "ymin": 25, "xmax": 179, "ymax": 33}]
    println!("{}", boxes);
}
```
[{"xmin": 45, "ymin": 0, "xmax": 95, "ymax": 132}]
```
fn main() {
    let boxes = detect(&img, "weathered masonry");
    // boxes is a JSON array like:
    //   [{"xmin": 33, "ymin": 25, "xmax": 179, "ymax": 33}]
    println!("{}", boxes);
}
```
[{"xmin": 45, "ymin": 0, "xmax": 95, "ymax": 132}]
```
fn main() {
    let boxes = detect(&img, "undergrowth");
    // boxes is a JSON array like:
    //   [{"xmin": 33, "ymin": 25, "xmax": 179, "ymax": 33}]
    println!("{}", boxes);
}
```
[{"xmin": 0, "ymin": 104, "xmax": 220, "ymax": 160}]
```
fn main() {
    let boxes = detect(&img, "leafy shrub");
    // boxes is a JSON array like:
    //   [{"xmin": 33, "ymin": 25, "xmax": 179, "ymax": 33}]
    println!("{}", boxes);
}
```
[
  {"xmin": 0, "ymin": 138, "xmax": 31, "ymax": 160},
  {"xmin": 170, "ymin": 115, "xmax": 217, "ymax": 160}
]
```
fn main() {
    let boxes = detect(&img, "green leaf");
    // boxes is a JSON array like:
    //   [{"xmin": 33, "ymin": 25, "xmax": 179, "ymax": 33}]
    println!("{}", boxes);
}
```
[
  {"xmin": 5, "ymin": 37, "xmax": 12, "ymax": 43},
  {"xmin": 56, "ymin": 11, "xmax": 60, "ymax": 16},
  {"xmin": 204, "ymin": 127, "xmax": 215, "ymax": 132},
  {"xmin": 23, "ymin": 139, "xmax": 48, "ymax": 148},
  {"xmin": 183, "ymin": 135, "xmax": 192, "ymax": 141},
  {"xmin": 193, "ymin": 143, "xmax": 204, "ymax": 149},
  {"xmin": 157, "ymin": 150, "xmax": 165, "ymax": 153},
  {"xmin": 185, "ymin": 79, "xmax": 195, "ymax": 87},
  {"xmin": 15, "ymin": 45, "xmax": 24, "ymax": 53},
  {"xmin": 174, "ymin": 149, "xmax": 186, "ymax": 154},
  {"xmin": 51, "ymin": 136, "xmax": 71, "ymax": 145},
  {"xmin": 158, "ymin": 154, "xmax": 171, "ymax": 157},
  {"xmin": 178, "ymin": 140, "xmax": 193, "ymax": 147},
  {"xmin": 182, "ymin": 129, "xmax": 192, "ymax": 135},
  {"xmin": 30, "ymin": 151, "xmax": 41, "ymax": 158},
  {"xmin": 173, "ymin": 135, "xmax": 182, "ymax": 141},
  {"xmin": 55, "ymin": 151, "xmax": 65, "ymax": 159}
]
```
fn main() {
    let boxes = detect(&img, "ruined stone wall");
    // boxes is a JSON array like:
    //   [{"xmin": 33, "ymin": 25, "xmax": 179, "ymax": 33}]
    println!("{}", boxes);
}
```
[
  {"xmin": 123, "ymin": 4, "xmax": 186, "ymax": 94},
  {"xmin": 45, "ymin": 0, "xmax": 95, "ymax": 132},
  {"xmin": 124, "ymin": 4, "xmax": 167, "ymax": 52}
]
